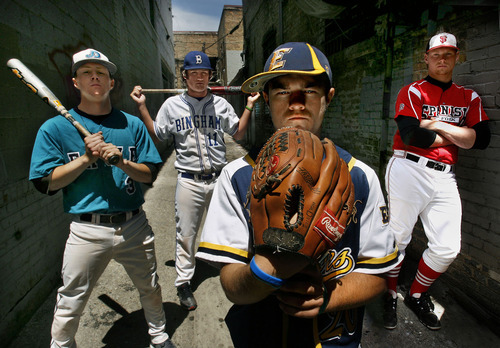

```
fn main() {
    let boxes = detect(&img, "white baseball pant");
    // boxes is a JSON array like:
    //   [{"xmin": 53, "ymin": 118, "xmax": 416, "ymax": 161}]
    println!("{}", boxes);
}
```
[
  {"xmin": 50, "ymin": 211, "xmax": 167, "ymax": 348},
  {"xmin": 174, "ymin": 174, "xmax": 216, "ymax": 287},
  {"xmin": 385, "ymin": 155, "xmax": 462, "ymax": 273}
]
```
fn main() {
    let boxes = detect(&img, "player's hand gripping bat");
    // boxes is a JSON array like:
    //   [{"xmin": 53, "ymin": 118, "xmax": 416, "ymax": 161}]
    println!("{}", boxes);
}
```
[{"xmin": 6, "ymin": 58, "xmax": 120, "ymax": 165}]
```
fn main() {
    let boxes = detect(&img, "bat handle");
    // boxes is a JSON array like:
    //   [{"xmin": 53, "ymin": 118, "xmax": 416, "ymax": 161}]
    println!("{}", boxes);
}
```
[{"xmin": 108, "ymin": 155, "xmax": 120, "ymax": 165}]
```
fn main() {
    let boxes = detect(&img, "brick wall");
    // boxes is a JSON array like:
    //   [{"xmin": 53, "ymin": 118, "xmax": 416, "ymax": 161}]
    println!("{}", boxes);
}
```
[
  {"xmin": 242, "ymin": 0, "xmax": 500, "ymax": 328},
  {"xmin": 217, "ymin": 5, "xmax": 244, "ymax": 85},
  {"xmin": 0, "ymin": 0, "xmax": 174, "ymax": 344}
]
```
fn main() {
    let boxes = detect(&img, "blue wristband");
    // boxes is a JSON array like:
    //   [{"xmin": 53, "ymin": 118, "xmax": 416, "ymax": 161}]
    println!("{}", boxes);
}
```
[{"xmin": 250, "ymin": 257, "xmax": 285, "ymax": 289}]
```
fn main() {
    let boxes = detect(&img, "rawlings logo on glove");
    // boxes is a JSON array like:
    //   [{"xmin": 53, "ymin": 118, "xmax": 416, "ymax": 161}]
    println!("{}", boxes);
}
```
[{"xmin": 250, "ymin": 127, "xmax": 355, "ymax": 263}]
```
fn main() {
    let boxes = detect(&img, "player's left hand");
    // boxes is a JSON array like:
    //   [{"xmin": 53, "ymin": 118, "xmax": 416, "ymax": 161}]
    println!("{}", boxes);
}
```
[
  {"xmin": 276, "ymin": 264, "xmax": 326, "ymax": 318},
  {"xmin": 247, "ymin": 92, "xmax": 260, "ymax": 108},
  {"xmin": 97, "ymin": 141, "xmax": 124, "ymax": 165}
]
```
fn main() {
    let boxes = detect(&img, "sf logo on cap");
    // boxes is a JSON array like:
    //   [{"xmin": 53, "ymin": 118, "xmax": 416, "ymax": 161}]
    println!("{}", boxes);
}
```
[
  {"xmin": 269, "ymin": 48, "xmax": 292, "ymax": 71},
  {"xmin": 85, "ymin": 50, "xmax": 101, "ymax": 59},
  {"xmin": 440, "ymin": 35, "xmax": 448, "ymax": 44},
  {"xmin": 196, "ymin": 55, "xmax": 203, "ymax": 64}
]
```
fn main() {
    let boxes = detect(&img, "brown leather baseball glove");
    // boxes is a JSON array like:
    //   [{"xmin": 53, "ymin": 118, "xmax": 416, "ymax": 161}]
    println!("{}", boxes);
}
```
[{"xmin": 250, "ymin": 127, "xmax": 355, "ymax": 262}]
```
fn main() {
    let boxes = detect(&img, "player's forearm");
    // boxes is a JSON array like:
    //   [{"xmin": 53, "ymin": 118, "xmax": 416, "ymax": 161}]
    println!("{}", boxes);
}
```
[
  {"xmin": 137, "ymin": 104, "xmax": 160, "ymax": 143},
  {"xmin": 117, "ymin": 161, "xmax": 153, "ymax": 184},
  {"xmin": 233, "ymin": 100, "xmax": 257, "ymax": 140},
  {"xmin": 232, "ymin": 109, "xmax": 251, "ymax": 140},
  {"xmin": 437, "ymin": 125, "xmax": 475, "ymax": 149},
  {"xmin": 429, "ymin": 133, "xmax": 453, "ymax": 147},
  {"xmin": 48, "ymin": 155, "xmax": 95, "ymax": 190},
  {"xmin": 422, "ymin": 120, "xmax": 476, "ymax": 149},
  {"xmin": 220, "ymin": 263, "xmax": 277, "ymax": 305},
  {"xmin": 324, "ymin": 272, "xmax": 386, "ymax": 313}
]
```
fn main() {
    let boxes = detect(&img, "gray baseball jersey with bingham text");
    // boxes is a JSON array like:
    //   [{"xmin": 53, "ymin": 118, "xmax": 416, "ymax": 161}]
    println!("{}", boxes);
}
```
[{"xmin": 154, "ymin": 92, "xmax": 240, "ymax": 174}]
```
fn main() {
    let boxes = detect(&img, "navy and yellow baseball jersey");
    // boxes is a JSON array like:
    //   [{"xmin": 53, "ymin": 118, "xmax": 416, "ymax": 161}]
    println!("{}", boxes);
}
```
[
  {"xmin": 196, "ymin": 147, "xmax": 401, "ymax": 347},
  {"xmin": 29, "ymin": 107, "xmax": 162, "ymax": 214}
]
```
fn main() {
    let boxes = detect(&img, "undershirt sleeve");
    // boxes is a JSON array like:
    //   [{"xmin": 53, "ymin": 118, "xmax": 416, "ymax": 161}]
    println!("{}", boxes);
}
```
[
  {"xmin": 471, "ymin": 121, "xmax": 490, "ymax": 149},
  {"xmin": 396, "ymin": 115, "xmax": 437, "ymax": 148}
]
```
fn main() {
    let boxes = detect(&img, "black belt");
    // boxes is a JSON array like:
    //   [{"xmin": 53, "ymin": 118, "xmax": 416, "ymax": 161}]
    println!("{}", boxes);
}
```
[
  {"xmin": 80, "ymin": 209, "xmax": 141, "ymax": 224},
  {"xmin": 405, "ymin": 153, "xmax": 452, "ymax": 172},
  {"xmin": 181, "ymin": 171, "xmax": 220, "ymax": 181}
]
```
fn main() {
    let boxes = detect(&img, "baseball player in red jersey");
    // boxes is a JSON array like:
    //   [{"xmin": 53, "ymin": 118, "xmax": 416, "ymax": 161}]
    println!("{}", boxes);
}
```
[{"xmin": 383, "ymin": 32, "xmax": 490, "ymax": 330}]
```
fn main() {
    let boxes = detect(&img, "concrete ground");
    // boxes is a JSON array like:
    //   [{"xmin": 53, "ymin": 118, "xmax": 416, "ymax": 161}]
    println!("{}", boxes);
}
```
[{"xmin": 8, "ymin": 137, "xmax": 500, "ymax": 348}]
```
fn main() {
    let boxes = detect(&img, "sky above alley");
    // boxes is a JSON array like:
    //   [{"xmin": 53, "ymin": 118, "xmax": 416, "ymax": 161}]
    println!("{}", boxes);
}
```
[{"xmin": 172, "ymin": 0, "xmax": 242, "ymax": 31}]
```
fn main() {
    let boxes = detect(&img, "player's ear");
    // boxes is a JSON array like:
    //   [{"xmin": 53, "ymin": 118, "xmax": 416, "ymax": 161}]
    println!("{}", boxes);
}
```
[
  {"xmin": 326, "ymin": 88, "xmax": 335, "ymax": 104},
  {"xmin": 182, "ymin": 70, "xmax": 187, "ymax": 80},
  {"xmin": 72, "ymin": 77, "xmax": 80, "ymax": 90},
  {"xmin": 110, "ymin": 78, "xmax": 115, "ymax": 90},
  {"xmin": 262, "ymin": 91, "xmax": 269, "ymax": 105}
]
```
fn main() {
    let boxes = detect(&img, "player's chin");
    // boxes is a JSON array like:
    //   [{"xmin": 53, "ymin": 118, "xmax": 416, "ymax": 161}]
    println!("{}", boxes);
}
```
[{"xmin": 282, "ymin": 118, "xmax": 312, "ymax": 131}]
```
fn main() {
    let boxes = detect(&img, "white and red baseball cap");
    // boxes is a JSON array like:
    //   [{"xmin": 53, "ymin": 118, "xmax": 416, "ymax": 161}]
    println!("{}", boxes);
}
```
[
  {"xmin": 426, "ymin": 32, "xmax": 459, "ymax": 52},
  {"xmin": 71, "ymin": 48, "xmax": 117, "ymax": 75}
]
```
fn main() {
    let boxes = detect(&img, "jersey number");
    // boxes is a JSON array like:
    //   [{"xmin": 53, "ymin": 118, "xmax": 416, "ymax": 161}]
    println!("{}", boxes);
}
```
[{"xmin": 207, "ymin": 132, "xmax": 219, "ymax": 146}]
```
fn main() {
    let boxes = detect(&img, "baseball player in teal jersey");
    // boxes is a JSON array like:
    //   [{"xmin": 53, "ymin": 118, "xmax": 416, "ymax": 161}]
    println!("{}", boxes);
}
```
[
  {"xmin": 195, "ymin": 42, "xmax": 401, "ymax": 348},
  {"xmin": 29, "ymin": 49, "xmax": 175, "ymax": 348},
  {"xmin": 131, "ymin": 51, "xmax": 260, "ymax": 311},
  {"xmin": 383, "ymin": 32, "xmax": 490, "ymax": 331}
]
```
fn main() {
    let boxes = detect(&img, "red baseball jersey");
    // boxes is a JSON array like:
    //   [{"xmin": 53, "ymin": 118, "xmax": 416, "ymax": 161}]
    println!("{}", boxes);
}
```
[{"xmin": 392, "ymin": 78, "xmax": 488, "ymax": 164}]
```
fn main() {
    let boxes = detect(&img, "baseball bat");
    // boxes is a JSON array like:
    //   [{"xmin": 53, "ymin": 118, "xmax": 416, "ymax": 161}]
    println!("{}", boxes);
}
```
[
  {"xmin": 141, "ymin": 86, "xmax": 243, "ymax": 95},
  {"xmin": 7, "ymin": 58, "xmax": 120, "ymax": 165}
]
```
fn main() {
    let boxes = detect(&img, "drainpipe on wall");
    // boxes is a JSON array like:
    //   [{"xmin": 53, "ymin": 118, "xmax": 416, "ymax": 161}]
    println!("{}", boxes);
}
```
[
  {"xmin": 278, "ymin": 0, "xmax": 283, "ymax": 43},
  {"xmin": 379, "ymin": 10, "xmax": 395, "ymax": 183}
]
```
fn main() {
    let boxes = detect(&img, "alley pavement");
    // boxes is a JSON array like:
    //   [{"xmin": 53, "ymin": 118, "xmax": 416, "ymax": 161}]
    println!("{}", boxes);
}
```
[{"xmin": 8, "ymin": 137, "xmax": 500, "ymax": 348}]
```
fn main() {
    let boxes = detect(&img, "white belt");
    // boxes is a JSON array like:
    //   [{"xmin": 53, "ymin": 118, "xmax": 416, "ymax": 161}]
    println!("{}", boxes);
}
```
[{"xmin": 393, "ymin": 150, "xmax": 454, "ymax": 173}]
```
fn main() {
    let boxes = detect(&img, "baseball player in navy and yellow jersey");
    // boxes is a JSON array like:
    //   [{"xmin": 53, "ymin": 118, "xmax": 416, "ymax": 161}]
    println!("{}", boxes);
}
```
[
  {"xmin": 29, "ymin": 49, "xmax": 175, "ymax": 348},
  {"xmin": 131, "ymin": 51, "xmax": 260, "ymax": 311},
  {"xmin": 195, "ymin": 42, "xmax": 401, "ymax": 348},
  {"xmin": 383, "ymin": 33, "xmax": 490, "ymax": 331}
]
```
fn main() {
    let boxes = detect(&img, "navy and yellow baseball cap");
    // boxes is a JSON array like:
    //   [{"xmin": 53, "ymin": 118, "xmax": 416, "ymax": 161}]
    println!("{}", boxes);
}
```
[
  {"xmin": 242, "ymin": 42, "xmax": 332, "ymax": 93},
  {"xmin": 183, "ymin": 51, "xmax": 213, "ymax": 70}
]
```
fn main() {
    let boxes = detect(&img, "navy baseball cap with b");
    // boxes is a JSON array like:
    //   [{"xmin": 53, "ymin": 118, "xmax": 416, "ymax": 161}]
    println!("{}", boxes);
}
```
[
  {"xmin": 242, "ymin": 42, "xmax": 332, "ymax": 93},
  {"xmin": 71, "ymin": 48, "xmax": 117, "ymax": 75},
  {"xmin": 183, "ymin": 51, "xmax": 213, "ymax": 70}
]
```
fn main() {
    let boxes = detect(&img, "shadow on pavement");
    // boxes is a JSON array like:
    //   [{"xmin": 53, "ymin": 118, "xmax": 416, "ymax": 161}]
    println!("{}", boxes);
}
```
[
  {"xmin": 100, "ymin": 298, "xmax": 187, "ymax": 348},
  {"xmin": 163, "ymin": 257, "xmax": 220, "ymax": 292}
]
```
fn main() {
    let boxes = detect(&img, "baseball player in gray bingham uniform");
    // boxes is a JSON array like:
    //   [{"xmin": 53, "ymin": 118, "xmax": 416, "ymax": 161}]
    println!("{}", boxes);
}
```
[{"xmin": 131, "ymin": 51, "xmax": 260, "ymax": 310}]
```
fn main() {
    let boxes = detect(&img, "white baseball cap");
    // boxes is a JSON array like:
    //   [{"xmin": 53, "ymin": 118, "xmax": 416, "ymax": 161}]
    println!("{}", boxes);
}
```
[
  {"xmin": 426, "ymin": 32, "xmax": 459, "ymax": 52},
  {"xmin": 71, "ymin": 48, "xmax": 117, "ymax": 75}
]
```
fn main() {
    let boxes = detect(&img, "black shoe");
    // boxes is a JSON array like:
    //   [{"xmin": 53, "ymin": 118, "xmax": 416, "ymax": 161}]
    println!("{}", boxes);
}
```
[
  {"xmin": 383, "ymin": 293, "xmax": 398, "ymax": 329},
  {"xmin": 150, "ymin": 338, "xmax": 177, "ymax": 348},
  {"xmin": 404, "ymin": 291, "xmax": 441, "ymax": 330},
  {"xmin": 177, "ymin": 283, "xmax": 197, "ymax": 310}
]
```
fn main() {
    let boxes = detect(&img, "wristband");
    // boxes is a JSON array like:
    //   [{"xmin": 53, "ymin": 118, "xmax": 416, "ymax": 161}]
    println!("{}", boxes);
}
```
[
  {"xmin": 245, "ymin": 105, "xmax": 253, "ymax": 112},
  {"xmin": 250, "ymin": 257, "xmax": 285, "ymax": 289}
]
